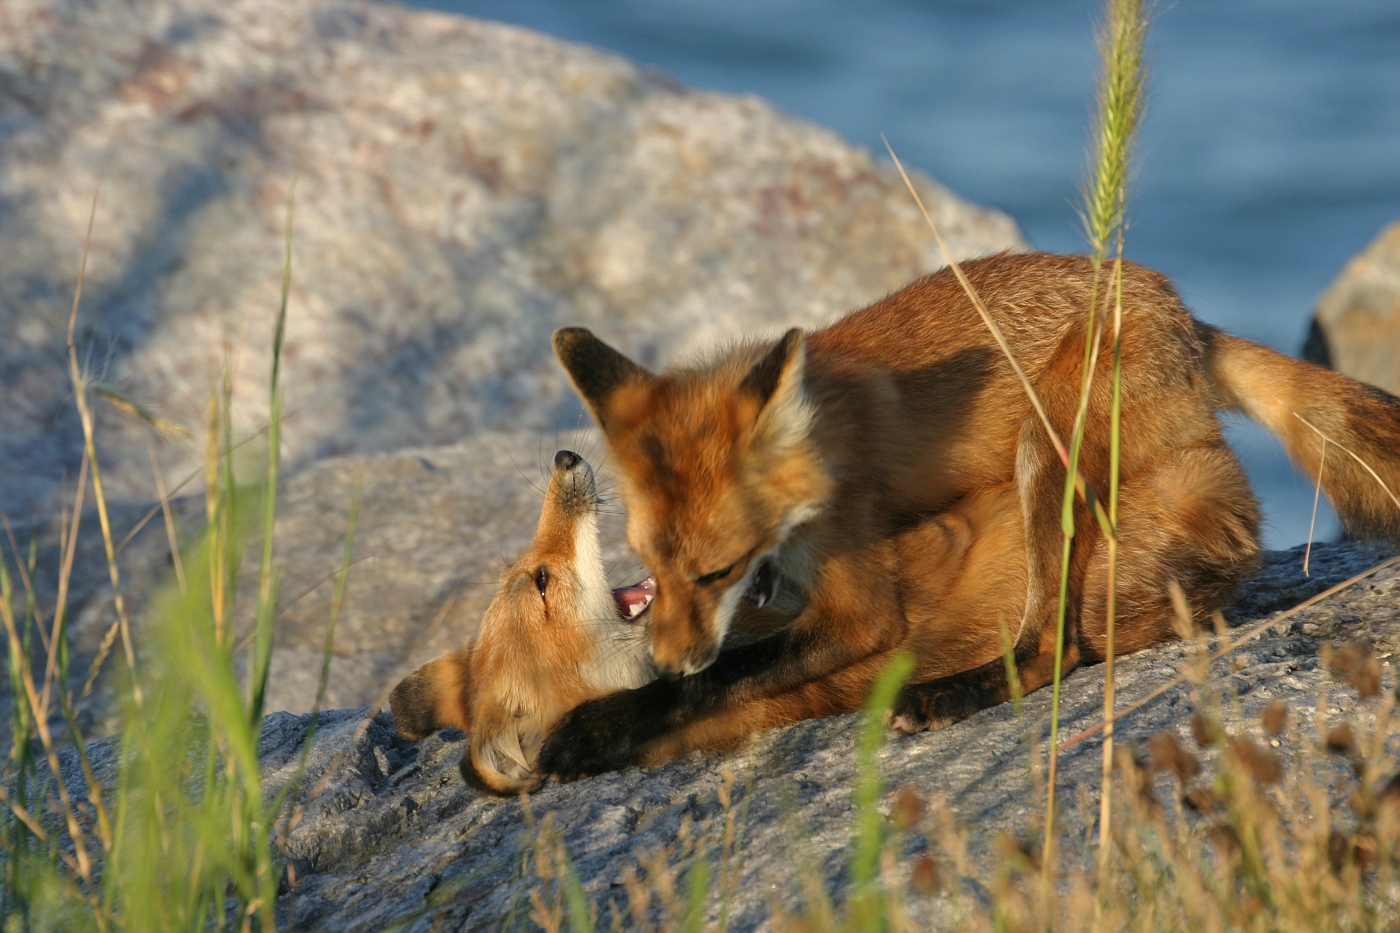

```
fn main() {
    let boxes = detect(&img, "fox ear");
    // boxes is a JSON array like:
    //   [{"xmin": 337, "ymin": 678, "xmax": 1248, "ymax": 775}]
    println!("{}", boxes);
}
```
[
  {"xmin": 553, "ymin": 328, "xmax": 653, "ymax": 430},
  {"xmin": 742, "ymin": 329, "xmax": 811, "ymax": 448},
  {"xmin": 389, "ymin": 650, "xmax": 472, "ymax": 740}
]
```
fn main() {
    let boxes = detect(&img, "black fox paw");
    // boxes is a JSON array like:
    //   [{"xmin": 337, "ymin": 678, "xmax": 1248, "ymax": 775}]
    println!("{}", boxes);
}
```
[
  {"xmin": 888, "ymin": 682, "xmax": 980, "ymax": 735},
  {"xmin": 538, "ymin": 695, "xmax": 644, "ymax": 781},
  {"xmin": 888, "ymin": 682, "xmax": 943, "ymax": 735}
]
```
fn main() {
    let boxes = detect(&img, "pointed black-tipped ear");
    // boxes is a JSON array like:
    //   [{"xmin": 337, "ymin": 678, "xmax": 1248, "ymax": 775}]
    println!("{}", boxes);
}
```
[
  {"xmin": 741, "ymin": 328, "xmax": 805, "ymax": 408},
  {"xmin": 553, "ymin": 328, "xmax": 653, "ymax": 428}
]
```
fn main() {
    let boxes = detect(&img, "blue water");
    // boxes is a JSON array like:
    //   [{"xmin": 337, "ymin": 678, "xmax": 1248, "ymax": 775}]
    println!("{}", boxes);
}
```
[{"xmin": 413, "ymin": 0, "xmax": 1400, "ymax": 549}]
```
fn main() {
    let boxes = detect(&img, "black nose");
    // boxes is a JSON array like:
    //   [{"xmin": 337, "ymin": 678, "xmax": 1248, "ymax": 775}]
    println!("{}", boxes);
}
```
[{"xmin": 554, "ymin": 449, "xmax": 581, "ymax": 471}]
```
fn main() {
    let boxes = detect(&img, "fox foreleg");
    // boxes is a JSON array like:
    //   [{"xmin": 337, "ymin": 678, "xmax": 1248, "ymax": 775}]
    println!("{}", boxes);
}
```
[
  {"xmin": 889, "ymin": 635, "xmax": 1082, "ymax": 733},
  {"xmin": 539, "ymin": 549, "xmax": 905, "ymax": 780},
  {"xmin": 890, "ymin": 390, "xmax": 1097, "ymax": 735}
]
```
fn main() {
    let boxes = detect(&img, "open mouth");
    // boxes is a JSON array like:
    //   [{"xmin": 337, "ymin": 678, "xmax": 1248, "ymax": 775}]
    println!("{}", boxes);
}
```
[{"xmin": 612, "ymin": 576, "xmax": 656, "ymax": 622}]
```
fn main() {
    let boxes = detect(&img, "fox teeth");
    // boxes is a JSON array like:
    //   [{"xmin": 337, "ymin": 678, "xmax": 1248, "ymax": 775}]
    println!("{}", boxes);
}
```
[{"xmin": 612, "ymin": 576, "xmax": 656, "ymax": 620}]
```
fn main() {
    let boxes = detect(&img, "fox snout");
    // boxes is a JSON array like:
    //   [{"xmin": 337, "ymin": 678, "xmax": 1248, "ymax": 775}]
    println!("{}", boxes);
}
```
[
  {"xmin": 549, "ymin": 448, "xmax": 598, "ymax": 516},
  {"xmin": 647, "ymin": 586, "xmax": 723, "ymax": 678},
  {"xmin": 650, "ymin": 635, "xmax": 720, "ymax": 679},
  {"xmin": 647, "ymin": 554, "xmax": 784, "ymax": 676},
  {"xmin": 390, "ymin": 447, "xmax": 658, "ymax": 794}
]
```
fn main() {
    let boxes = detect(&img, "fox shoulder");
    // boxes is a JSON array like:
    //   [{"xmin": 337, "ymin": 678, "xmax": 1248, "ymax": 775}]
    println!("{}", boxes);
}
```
[{"xmin": 389, "ymin": 649, "xmax": 472, "ymax": 740}]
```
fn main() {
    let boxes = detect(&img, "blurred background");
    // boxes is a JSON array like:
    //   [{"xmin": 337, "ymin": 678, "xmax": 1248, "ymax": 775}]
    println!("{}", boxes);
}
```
[{"xmin": 422, "ymin": 0, "xmax": 1400, "ymax": 548}]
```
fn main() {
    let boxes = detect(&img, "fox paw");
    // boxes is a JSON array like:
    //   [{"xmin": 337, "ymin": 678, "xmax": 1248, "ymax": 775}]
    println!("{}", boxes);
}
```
[
  {"xmin": 539, "ymin": 694, "xmax": 646, "ymax": 781},
  {"xmin": 888, "ymin": 682, "xmax": 977, "ymax": 735}
]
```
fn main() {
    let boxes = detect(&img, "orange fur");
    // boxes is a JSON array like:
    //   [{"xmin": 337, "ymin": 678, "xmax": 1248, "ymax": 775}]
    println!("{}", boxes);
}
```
[
  {"xmin": 389, "ymin": 451, "xmax": 652, "ymax": 794},
  {"xmin": 540, "ymin": 252, "xmax": 1400, "ymax": 777}
]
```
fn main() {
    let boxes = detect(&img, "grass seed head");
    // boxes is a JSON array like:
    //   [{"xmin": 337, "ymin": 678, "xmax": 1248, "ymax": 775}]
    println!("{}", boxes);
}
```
[
  {"xmin": 1261, "ymin": 698, "xmax": 1288, "ymax": 735},
  {"xmin": 1147, "ymin": 731, "xmax": 1201, "ymax": 783},
  {"xmin": 1191, "ymin": 712, "xmax": 1223, "ymax": 747},
  {"xmin": 1182, "ymin": 786, "xmax": 1223, "ymax": 815},
  {"xmin": 1326, "ymin": 722, "xmax": 1359, "ymax": 757},
  {"xmin": 1229, "ymin": 737, "xmax": 1283, "ymax": 785},
  {"xmin": 1324, "ymin": 639, "xmax": 1382, "ymax": 697},
  {"xmin": 890, "ymin": 785, "xmax": 924, "ymax": 832},
  {"xmin": 910, "ymin": 855, "xmax": 942, "ymax": 896}
]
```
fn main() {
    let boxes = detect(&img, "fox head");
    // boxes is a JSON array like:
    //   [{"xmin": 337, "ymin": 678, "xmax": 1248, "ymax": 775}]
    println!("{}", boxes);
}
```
[
  {"xmin": 553, "ymin": 328, "xmax": 832, "ymax": 677},
  {"xmin": 389, "ymin": 450, "xmax": 656, "ymax": 794}
]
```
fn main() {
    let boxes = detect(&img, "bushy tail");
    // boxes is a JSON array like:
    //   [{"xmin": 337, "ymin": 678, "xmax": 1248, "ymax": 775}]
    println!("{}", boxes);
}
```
[
  {"xmin": 1204, "ymin": 326, "xmax": 1400, "ymax": 540},
  {"xmin": 389, "ymin": 650, "xmax": 472, "ymax": 739}
]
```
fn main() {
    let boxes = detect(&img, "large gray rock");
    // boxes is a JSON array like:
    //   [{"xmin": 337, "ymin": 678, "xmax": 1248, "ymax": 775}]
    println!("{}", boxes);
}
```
[
  {"xmin": 1305, "ymin": 220, "xmax": 1400, "ymax": 393},
  {"xmin": 0, "ymin": 0, "xmax": 1024, "ymax": 521},
  {"xmin": 48, "ymin": 539, "xmax": 1400, "ymax": 931}
]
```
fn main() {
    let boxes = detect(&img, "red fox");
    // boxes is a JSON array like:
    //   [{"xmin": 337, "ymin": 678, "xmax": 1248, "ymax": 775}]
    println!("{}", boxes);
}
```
[
  {"xmin": 539, "ymin": 251, "xmax": 1400, "ymax": 780},
  {"xmin": 391, "ymin": 451, "xmax": 1032, "ymax": 791},
  {"xmin": 389, "ymin": 449, "xmax": 656, "ymax": 793}
]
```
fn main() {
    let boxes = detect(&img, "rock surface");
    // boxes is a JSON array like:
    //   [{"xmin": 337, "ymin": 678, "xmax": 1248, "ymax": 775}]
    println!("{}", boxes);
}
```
[
  {"xmin": 49, "ymin": 539, "xmax": 1400, "ymax": 932},
  {"xmin": 1305, "ymin": 220, "xmax": 1400, "ymax": 393},
  {"xmin": 0, "ymin": 0, "xmax": 1023, "ymax": 521}
]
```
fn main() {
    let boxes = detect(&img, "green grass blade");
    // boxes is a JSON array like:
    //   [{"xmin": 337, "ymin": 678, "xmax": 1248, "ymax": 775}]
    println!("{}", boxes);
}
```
[
  {"xmin": 1082, "ymin": 0, "xmax": 1149, "ymax": 882},
  {"xmin": 250, "ymin": 185, "xmax": 296, "ymax": 725},
  {"xmin": 559, "ymin": 846, "xmax": 595, "ymax": 933},
  {"xmin": 270, "ymin": 475, "xmax": 362, "ymax": 827},
  {"xmin": 682, "ymin": 857, "xmax": 711, "ymax": 933},
  {"xmin": 850, "ymin": 651, "xmax": 915, "ymax": 932}
]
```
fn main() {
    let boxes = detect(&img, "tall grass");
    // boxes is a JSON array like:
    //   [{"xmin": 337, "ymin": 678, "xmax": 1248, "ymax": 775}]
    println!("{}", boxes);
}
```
[
  {"xmin": 0, "ymin": 188, "xmax": 352, "ymax": 931},
  {"xmin": 882, "ymin": 0, "xmax": 1149, "ymax": 895},
  {"xmin": 1073, "ymin": 0, "xmax": 1148, "ymax": 883}
]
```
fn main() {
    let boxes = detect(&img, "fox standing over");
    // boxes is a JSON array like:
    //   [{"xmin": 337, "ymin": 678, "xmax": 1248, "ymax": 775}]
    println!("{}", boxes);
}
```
[{"xmin": 538, "ymin": 251, "xmax": 1400, "ymax": 780}]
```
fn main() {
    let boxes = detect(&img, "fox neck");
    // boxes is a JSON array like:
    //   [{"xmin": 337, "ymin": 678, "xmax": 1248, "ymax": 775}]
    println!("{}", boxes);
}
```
[{"xmin": 572, "ymin": 512, "xmax": 653, "ymax": 694}]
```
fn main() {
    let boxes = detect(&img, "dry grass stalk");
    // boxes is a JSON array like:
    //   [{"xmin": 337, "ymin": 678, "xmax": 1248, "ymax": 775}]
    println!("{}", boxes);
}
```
[
  {"xmin": 881, "ymin": 139, "xmax": 1112, "ymax": 536},
  {"xmin": 1081, "ymin": 0, "xmax": 1148, "ymax": 884},
  {"xmin": 1305, "ymin": 437, "xmax": 1329, "ymax": 576},
  {"xmin": 1290, "ymin": 409, "xmax": 1400, "ymax": 516}
]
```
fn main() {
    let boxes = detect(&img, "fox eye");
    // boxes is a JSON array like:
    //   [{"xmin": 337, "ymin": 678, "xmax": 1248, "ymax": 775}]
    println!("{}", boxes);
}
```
[
  {"xmin": 696, "ymin": 564, "xmax": 735, "ymax": 586},
  {"xmin": 534, "ymin": 566, "xmax": 549, "ymax": 597}
]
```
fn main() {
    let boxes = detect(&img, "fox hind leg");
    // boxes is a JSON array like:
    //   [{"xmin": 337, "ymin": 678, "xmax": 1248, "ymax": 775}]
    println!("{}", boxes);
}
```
[
  {"xmin": 889, "ymin": 439, "xmax": 1261, "ymax": 734},
  {"xmin": 1079, "ymin": 439, "xmax": 1261, "ymax": 660}
]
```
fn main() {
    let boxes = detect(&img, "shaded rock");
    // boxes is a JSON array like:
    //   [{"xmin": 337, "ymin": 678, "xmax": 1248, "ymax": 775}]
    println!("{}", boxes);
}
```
[
  {"xmin": 1305, "ymin": 220, "xmax": 1400, "ymax": 393},
  {"xmin": 0, "ymin": 0, "xmax": 1023, "ymax": 520},
  {"xmin": 241, "ymin": 542, "xmax": 1400, "ymax": 929}
]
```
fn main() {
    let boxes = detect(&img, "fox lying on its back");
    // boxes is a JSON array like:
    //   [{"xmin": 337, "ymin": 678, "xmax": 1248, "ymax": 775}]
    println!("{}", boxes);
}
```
[
  {"xmin": 390, "ymin": 450, "xmax": 656, "ymax": 794},
  {"xmin": 538, "ymin": 251, "xmax": 1400, "ymax": 780},
  {"xmin": 394, "ymin": 451, "xmax": 1041, "ymax": 791}
]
